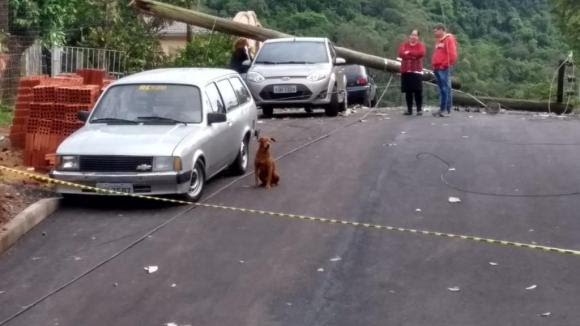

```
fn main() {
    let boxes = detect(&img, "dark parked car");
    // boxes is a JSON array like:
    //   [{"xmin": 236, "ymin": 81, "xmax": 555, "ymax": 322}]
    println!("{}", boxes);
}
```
[{"xmin": 345, "ymin": 65, "xmax": 377, "ymax": 107}]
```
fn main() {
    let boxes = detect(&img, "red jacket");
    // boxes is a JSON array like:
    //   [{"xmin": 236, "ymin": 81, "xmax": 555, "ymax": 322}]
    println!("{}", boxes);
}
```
[
  {"xmin": 398, "ymin": 41, "xmax": 426, "ymax": 74},
  {"xmin": 432, "ymin": 33, "xmax": 458, "ymax": 71}
]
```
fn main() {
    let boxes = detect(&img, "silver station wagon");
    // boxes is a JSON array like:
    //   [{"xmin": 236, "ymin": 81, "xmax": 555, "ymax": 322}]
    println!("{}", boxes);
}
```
[{"xmin": 51, "ymin": 68, "xmax": 258, "ymax": 201}]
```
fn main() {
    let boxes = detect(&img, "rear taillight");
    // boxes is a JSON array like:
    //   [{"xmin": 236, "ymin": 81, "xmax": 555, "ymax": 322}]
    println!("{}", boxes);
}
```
[{"xmin": 357, "ymin": 77, "xmax": 368, "ymax": 86}]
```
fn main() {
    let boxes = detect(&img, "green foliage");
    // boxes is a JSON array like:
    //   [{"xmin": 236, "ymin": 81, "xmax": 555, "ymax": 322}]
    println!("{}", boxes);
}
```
[
  {"xmin": 170, "ymin": 33, "xmax": 232, "ymax": 68},
  {"xmin": 552, "ymin": 0, "xmax": 580, "ymax": 56},
  {"xmin": 202, "ymin": 0, "xmax": 570, "ymax": 100},
  {"xmin": 0, "ymin": 104, "xmax": 13, "ymax": 127}
]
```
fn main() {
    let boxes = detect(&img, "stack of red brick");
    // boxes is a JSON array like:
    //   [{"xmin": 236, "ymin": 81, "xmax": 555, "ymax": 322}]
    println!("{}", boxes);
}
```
[{"xmin": 8, "ymin": 70, "xmax": 115, "ymax": 170}]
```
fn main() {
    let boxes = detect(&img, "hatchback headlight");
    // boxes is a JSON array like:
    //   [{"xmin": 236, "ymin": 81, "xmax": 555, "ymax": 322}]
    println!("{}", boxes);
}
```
[
  {"xmin": 57, "ymin": 155, "xmax": 80, "ymax": 171},
  {"xmin": 247, "ymin": 72, "xmax": 265, "ymax": 83},
  {"xmin": 153, "ymin": 157, "xmax": 182, "ymax": 172},
  {"xmin": 306, "ymin": 72, "xmax": 328, "ymax": 82}
]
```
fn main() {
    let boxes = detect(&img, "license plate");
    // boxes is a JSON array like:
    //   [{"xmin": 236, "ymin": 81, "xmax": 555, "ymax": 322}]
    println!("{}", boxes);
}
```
[
  {"xmin": 96, "ymin": 183, "xmax": 134, "ymax": 194},
  {"xmin": 273, "ymin": 85, "xmax": 297, "ymax": 94}
]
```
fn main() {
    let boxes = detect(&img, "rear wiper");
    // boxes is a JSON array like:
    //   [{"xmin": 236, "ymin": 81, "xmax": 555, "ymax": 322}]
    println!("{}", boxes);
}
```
[
  {"xmin": 91, "ymin": 117, "xmax": 139, "ymax": 124},
  {"xmin": 137, "ymin": 116, "xmax": 188, "ymax": 124}
]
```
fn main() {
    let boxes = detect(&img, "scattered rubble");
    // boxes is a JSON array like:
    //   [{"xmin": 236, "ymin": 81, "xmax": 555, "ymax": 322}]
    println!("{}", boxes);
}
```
[
  {"xmin": 448, "ymin": 197, "xmax": 462, "ymax": 203},
  {"xmin": 447, "ymin": 286, "xmax": 461, "ymax": 292},
  {"xmin": 144, "ymin": 266, "xmax": 158, "ymax": 274}
]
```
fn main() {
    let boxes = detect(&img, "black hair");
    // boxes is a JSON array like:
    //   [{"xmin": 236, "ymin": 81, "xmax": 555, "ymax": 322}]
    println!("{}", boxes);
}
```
[{"xmin": 434, "ymin": 23, "xmax": 446, "ymax": 31}]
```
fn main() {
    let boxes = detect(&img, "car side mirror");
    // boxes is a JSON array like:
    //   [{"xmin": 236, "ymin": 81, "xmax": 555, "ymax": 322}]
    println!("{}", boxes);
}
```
[
  {"xmin": 78, "ymin": 111, "xmax": 90, "ymax": 122},
  {"xmin": 335, "ymin": 57, "xmax": 346, "ymax": 65},
  {"xmin": 208, "ymin": 112, "xmax": 227, "ymax": 125}
]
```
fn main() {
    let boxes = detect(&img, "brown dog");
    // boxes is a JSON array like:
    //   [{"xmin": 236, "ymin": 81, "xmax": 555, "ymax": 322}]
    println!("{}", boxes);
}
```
[{"xmin": 255, "ymin": 137, "xmax": 280, "ymax": 189}]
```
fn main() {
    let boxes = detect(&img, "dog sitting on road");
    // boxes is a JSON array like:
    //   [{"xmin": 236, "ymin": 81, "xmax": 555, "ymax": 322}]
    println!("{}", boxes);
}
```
[{"xmin": 255, "ymin": 137, "xmax": 280, "ymax": 189}]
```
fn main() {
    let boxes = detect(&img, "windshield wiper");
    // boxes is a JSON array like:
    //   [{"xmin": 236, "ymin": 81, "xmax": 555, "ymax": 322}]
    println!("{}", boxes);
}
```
[
  {"xmin": 277, "ymin": 61, "xmax": 315, "ymax": 64},
  {"xmin": 91, "ymin": 117, "xmax": 139, "ymax": 124},
  {"xmin": 137, "ymin": 116, "xmax": 188, "ymax": 124}
]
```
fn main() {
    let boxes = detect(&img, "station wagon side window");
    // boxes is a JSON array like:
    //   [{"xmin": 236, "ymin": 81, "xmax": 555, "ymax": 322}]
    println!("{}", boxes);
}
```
[
  {"xmin": 229, "ymin": 77, "xmax": 252, "ymax": 105},
  {"xmin": 205, "ymin": 83, "xmax": 226, "ymax": 114},
  {"xmin": 216, "ymin": 79, "xmax": 239, "ymax": 112}
]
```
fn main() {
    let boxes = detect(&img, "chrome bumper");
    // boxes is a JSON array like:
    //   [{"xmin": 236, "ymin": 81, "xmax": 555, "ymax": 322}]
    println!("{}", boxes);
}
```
[{"xmin": 50, "ymin": 170, "xmax": 192, "ymax": 195}]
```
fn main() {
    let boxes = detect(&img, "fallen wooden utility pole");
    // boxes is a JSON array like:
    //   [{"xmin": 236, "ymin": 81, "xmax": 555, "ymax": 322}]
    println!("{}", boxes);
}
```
[
  {"xmin": 131, "ymin": 0, "xmax": 460, "ymax": 89},
  {"xmin": 453, "ymin": 92, "xmax": 570, "ymax": 114},
  {"xmin": 131, "ymin": 0, "xmax": 573, "ymax": 113}
]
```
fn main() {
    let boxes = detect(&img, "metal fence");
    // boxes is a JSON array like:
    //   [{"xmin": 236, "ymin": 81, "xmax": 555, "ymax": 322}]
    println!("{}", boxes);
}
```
[{"xmin": 52, "ymin": 46, "xmax": 127, "ymax": 78}]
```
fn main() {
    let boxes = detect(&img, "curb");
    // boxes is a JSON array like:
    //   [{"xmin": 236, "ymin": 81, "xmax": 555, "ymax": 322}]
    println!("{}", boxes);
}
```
[{"xmin": 0, "ymin": 197, "xmax": 61, "ymax": 254}]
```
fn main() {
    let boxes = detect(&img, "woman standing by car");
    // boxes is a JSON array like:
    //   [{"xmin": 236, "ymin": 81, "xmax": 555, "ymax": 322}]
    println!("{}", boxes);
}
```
[
  {"xmin": 230, "ymin": 38, "xmax": 252, "ymax": 74},
  {"xmin": 398, "ymin": 29, "xmax": 426, "ymax": 116}
]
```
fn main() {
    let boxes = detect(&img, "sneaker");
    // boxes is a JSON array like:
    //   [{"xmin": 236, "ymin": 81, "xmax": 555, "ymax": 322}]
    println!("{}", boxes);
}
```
[
  {"xmin": 403, "ymin": 112, "xmax": 412, "ymax": 116},
  {"xmin": 416, "ymin": 111, "xmax": 423, "ymax": 116}
]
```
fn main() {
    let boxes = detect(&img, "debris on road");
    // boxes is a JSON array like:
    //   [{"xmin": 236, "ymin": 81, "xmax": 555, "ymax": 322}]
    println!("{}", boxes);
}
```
[
  {"xmin": 489, "ymin": 262, "xmax": 499, "ymax": 266},
  {"xmin": 286, "ymin": 302, "xmax": 293, "ymax": 307},
  {"xmin": 447, "ymin": 286, "xmax": 461, "ymax": 292},
  {"xmin": 113, "ymin": 282, "xmax": 118, "ymax": 287},
  {"xmin": 539, "ymin": 312, "xmax": 552, "ymax": 318},
  {"xmin": 330, "ymin": 256, "xmax": 342, "ymax": 262},
  {"xmin": 400, "ymin": 131, "xmax": 407, "ymax": 134},
  {"xmin": 415, "ymin": 208, "xmax": 422, "ymax": 213},
  {"xmin": 448, "ymin": 167, "xmax": 456, "ymax": 171},
  {"xmin": 448, "ymin": 197, "xmax": 462, "ymax": 203},
  {"xmin": 526, "ymin": 284, "xmax": 538, "ymax": 290},
  {"xmin": 144, "ymin": 266, "xmax": 158, "ymax": 274},
  {"xmin": 239, "ymin": 260, "xmax": 245, "ymax": 264},
  {"xmin": 317, "ymin": 268, "xmax": 325, "ymax": 272},
  {"xmin": 171, "ymin": 283, "xmax": 177, "ymax": 288},
  {"xmin": 462, "ymin": 136, "xmax": 469, "ymax": 139}
]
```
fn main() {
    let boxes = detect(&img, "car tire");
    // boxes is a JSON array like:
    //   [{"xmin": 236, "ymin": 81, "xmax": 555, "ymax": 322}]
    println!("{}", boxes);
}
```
[
  {"xmin": 230, "ymin": 136, "xmax": 250, "ymax": 175},
  {"xmin": 182, "ymin": 160, "xmax": 205, "ymax": 202},
  {"xmin": 262, "ymin": 106, "xmax": 273, "ymax": 118},
  {"xmin": 364, "ymin": 92, "xmax": 372, "ymax": 107},
  {"xmin": 324, "ymin": 87, "xmax": 340, "ymax": 117}
]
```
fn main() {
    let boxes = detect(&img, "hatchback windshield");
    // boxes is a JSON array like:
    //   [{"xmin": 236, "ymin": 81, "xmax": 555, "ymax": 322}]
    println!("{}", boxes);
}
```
[
  {"xmin": 91, "ymin": 84, "xmax": 202, "ymax": 124},
  {"xmin": 254, "ymin": 41, "xmax": 329, "ymax": 64}
]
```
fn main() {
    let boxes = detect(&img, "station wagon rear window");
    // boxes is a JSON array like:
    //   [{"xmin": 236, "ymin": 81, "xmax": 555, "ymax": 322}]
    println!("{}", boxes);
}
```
[{"xmin": 91, "ymin": 84, "xmax": 203, "ymax": 124}]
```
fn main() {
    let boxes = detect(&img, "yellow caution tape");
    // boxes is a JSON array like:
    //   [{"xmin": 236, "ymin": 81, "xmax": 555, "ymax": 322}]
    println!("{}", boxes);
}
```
[{"xmin": 1, "ymin": 164, "xmax": 579, "ymax": 257}]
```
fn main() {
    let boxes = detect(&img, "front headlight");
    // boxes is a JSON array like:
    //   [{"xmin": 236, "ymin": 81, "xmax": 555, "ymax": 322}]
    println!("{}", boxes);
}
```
[
  {"xmin": 247, "ymin": 72, "xmax": 265, "ymax": 83},
  {"xmin": 306, "ymin": 72, "xmax": 328, "ymax": 82},
  {"xmin": 57, "ymin": 155, "xmax": 80, "ymax": 171},
  {"xmin": 153, "ymin": 157, "xmax": 182, "ymax": 172}
]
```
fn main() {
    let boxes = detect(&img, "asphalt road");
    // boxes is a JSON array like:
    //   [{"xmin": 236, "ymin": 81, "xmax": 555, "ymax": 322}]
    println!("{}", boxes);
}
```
[{"xmin": 2, "ymin": 108, "xmax": 580, "ymax": 326}]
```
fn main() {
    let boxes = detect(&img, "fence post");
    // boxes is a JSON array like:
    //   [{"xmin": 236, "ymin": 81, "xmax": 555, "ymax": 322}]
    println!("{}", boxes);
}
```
[{"xmin": 51, "ymin": 47, "xmax": 62, "ymax": 76}]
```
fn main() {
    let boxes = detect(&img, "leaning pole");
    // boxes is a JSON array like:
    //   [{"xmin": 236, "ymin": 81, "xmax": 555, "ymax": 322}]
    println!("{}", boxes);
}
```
[{"xmin": 131, "ymin": 0, "xmax": 571, "ymax": 114}]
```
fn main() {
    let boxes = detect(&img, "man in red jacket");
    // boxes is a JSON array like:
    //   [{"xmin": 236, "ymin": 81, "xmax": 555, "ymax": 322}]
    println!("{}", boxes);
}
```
[{"xmin": 431, "ymin": 24, "xmax": 458, "ymax": 117}]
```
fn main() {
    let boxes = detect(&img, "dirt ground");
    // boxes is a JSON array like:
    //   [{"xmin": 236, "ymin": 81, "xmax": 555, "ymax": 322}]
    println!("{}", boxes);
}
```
[{"xmin": 0, "ymin": 127, "xmax": 54, "ymax": 227}]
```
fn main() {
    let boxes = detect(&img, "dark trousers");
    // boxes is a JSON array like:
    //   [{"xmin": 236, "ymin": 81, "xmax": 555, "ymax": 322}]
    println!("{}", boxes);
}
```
[{"xmin": 405, "ymin": 91, "xmax": 422, "ymax": 113}]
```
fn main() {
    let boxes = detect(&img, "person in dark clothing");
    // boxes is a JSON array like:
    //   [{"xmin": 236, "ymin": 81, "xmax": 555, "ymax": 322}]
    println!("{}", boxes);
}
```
[
  {"xmin": 398, "ymin": 29, "xmax": 426, "ymax": 116},
  {"xmin": 230, "ymin": 38, "xmax": 252, "ymax": 74}
]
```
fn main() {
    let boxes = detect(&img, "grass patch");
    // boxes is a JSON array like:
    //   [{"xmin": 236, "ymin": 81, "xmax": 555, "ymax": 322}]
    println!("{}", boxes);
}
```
[{"xmin": 0, "ymin": 104, "xmax": 13, "ymax": 127}]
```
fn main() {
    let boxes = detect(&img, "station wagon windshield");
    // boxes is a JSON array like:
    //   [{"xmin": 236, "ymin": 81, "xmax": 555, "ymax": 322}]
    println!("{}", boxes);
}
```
[
  {"xmin": 91, "ymin": 84, "xmax": 203, "ymax": 124},
  {"xmin": 254, "ymin": 41, "xmax": 329, "ymax": 64}
]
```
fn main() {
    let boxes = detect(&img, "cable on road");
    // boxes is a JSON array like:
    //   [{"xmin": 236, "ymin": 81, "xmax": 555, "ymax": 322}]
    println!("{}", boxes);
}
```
[{"xmin": 417, "ymin": 152, "xmax": 580, "ymax": 198}]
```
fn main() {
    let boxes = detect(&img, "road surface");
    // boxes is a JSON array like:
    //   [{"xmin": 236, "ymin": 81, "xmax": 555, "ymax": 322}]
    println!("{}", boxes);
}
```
[{"xmin": 1, "ymin": 108, "xmax": 580, "ymax": 326}]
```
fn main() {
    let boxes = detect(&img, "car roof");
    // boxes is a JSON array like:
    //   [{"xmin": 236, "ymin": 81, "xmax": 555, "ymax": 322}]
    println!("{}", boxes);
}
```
[
  {"xmin": 113, "ymin": 68, "xmax": 239, "ymax": 86},
  {"xmin": 264, "ymin": 37, "xmax": 328, "ymax": 44}
]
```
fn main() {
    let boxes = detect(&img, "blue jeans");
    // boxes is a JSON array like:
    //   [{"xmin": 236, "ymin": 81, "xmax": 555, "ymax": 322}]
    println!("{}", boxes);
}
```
[{"xmin": 435, "ymin": 69, "xmax": 453, "ymax": 113}]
